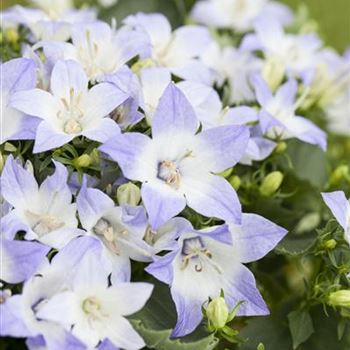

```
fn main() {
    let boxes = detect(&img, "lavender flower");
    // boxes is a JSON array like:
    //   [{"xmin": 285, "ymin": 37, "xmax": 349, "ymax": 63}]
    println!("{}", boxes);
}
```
[
  {"xmin": 101, "ymin": 84, "xmax": 249, "ymax": 229},
  {"xmin": 146, "ymin": 214, "xmax": 287, "ymax": 336},
  {"xmin": 11, "ymin": 60, "xmax": 127, "ymax": 152},
  {"xmin": 1, "ymin": 155, "xmax": 82, "ymax": 248}
]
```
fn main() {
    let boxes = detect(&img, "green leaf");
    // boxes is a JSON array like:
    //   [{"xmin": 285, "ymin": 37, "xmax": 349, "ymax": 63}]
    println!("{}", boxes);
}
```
[
  {"xmin": 129, "ymin": 278, "xmax": 219, "ymax": 350},
  {"xmin": 99, "ymin": 0, "xmax": 184, "ymax": 28},
  {"xmin": 239, "ymin": 315, "xmax": 293, "ymax": 350},
  {"xmin": 284, "ymin": 140, "xmax": 327, "ymax": 188},
  {"xmin": 275, "ymin": 232, "xmax": 316, "ymax": 256},
  {"xmin": 288, "ymin": 310, "xmax": 314, "ymax": 349}
]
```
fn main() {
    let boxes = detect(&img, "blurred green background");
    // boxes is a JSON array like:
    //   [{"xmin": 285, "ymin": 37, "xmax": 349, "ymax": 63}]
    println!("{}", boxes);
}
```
[{"xmin": 1, "ymin": 0, "xmax": 349, "ymax": 52}]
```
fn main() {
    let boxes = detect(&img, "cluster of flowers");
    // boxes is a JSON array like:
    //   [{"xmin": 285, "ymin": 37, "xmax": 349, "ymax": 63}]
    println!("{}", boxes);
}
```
[{"xmin": 1, "ymin": 0, "xmax": 349, "ymax": 349}]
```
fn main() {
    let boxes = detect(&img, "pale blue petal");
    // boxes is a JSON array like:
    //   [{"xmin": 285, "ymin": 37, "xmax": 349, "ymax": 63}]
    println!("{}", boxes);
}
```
[
  {"xmin": 33, "ymin": 121, "xmax": 74, "ymax": 153},
  {"xmin": 196, "ymin": 125, "xmax": 249, "ymax": 172},
  {"xmin": 183, "ymin": 175, "xmax": 242, "ymax": 224},
  {"xmin": 226, "ymin": 264, "xmax": 269, "ymax": 316},
  {"xmin": 232, "ymin": 213, "xmax": 287, "ymax": 263},
  {"xmin": 77, "ymin": 179, "xmax": 115, "ymax": 230},
  {"xmin": 141, "ymin": 181, "xmax": 186, "ymax": 230},
  {"xmin": 1, "ymin": 239, "xmax": 49, "ymax": 283},
  {"xmin": 152, "ymin": 84, "xmax": 198, "ymax": 138},
  {"xmin": 322, "ymin": 191, "xmax": 350, "ymax": 231}
]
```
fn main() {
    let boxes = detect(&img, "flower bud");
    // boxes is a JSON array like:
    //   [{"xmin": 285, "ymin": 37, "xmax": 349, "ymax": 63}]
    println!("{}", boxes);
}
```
[
  {"xmin": 4, "ymin": 28, "xmax": 19, "ymax": 44},
  {"xmin": 323, "ymin": 239, "xmax": 337, "ymax": 250},
  {"xmin": 330, "ymin": 165, "xmax": 349, "ymax": 186},
  {"xmin": 206, "ymin": 296, "xmax": 229, "ymax": 329},
  {"xmin": 259, "ymin": 171, "xmax": 283, "ymax": 197},
  {"xmin": 328, "ymin": 290, "xmax": 350, "ymax": 308},
  {"xmin": 117, "ymin": 182, "xmax": 141, "ymax": 206},
  {"xmin": 74, "ymin": 154, "xmax": 91, "ymax": 168},
  {"xmin": 229, "ymin": 175, "xmax": 241, "ymax": 190},
  {"xmin": 262, "ymin": 56, "xmax": 285, "ymax": 92},
  {"xmin": 274, "ymin": 141, "xmax": 287, "ymax": 154}
]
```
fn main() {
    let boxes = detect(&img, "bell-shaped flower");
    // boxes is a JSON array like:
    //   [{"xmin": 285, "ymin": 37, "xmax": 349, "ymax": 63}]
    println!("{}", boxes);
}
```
[
  {"xmin": 77, "ymin": 179, "xmax": 153, "ymax": 282},
  {"xmin": 36, "ymin": 249, "xmax": 153, "ymax": 350},
  {"xmin": 322, "ymin": 191, "xmax": 350, "ymax": 243},
  {"xmin": 146, "ymin": 214, "xmax": 287, "ymax": 337},
  {"xmin": 1, "ymin": 58, "xmax": 39, "ymax": 144},
  {"xmin": 100, "ymin": 84, "xmax": 249, "ymax": 229},
  {"xmin": 251, "ymin": 74, "xmax": 327, "ymax": 150},
  {"xmin": 1, "ymin": 155, "xmax": 82, "ymax": 249},
  {"xmin": 123, "ymin": 12, "xmax": 213, "ymax": 83},
  {"xmin": 191, "ymin": 0, "xmax": 292, "ymax": 32},
  {"xmin": 10, "ymin": 59, "xmax": 127, "ymax": 153}
]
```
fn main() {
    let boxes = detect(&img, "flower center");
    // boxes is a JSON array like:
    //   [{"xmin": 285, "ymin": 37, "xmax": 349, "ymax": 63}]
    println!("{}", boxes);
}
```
[
  {"xmin": 158, "ymin": 160, "xmax": 181, "ymax": 189},
  {"xmin": 181, "ymin": 237, "xmax": 222, "ymax": 274},
  {"xmin": 25, "ymin": 210, "xmax": 64, "ymax": 236},
  {"xmin": 82, "ymin": 297, "xmax": 107, "ymax": 322},
  {"xmin": 93, "ymin": 218, "xmax": 129, "ymax": 254},
  {"xmin": 57, "ymin": 88, "xmax": 84, "ymax": 134},
  {"xmin": 157, "ymin": 150, "xmax": 193, "ymax": 189},
  {"xmin": 64, "ymin": 119, "xmax": 83, "ymax": 134},
  {"xmin": 144, "ymin": 226, "xmax": 157, "ymax": 245}
]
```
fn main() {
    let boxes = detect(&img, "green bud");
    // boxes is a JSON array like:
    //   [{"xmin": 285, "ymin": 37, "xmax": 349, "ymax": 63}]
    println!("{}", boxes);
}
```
[
  {"xmin": 259, "ymin": 171, "xmax": 283, "ymax": 197},
  {"xmin": 89, "ymin": 149, "xmax": 100, "ymax": 165},
  {"xmin": 330, "ymin": 165, "xmax": 349, "ymax": 186},
  {"xmin": 206, "ymin": 296, "xmax": 229, "ymax": 330},
  {"xmin": 218, "ymin": 168, "xmax": 232, "ymax": 178},
  {"xmin": 324, "ymin": 239, "xmax": 337, "ymax": 250},
  {"xmin": 4, "ymin": 28, "xmax": 19, "ymax": 44},
  {"xmin": 229, "ymin": 175, "xmax": 241, "ymax": 190},
  {"xmin": 274, "ymin": 141, "xmax": 287, "ymax": 154},
  {"xmin": 117, "ymin": 182, "xmax": 141, "ymax": 206},
  {"xmin": 74, "ymin": 154, "xmax": 91, "ymax": 168},
  {"xmin": 257, "ymin": 343, "xmax": 265, "ymax": 350},
  {"xmin": 328, "ymin": 290, "xmax": 350, "ymax": 308}
]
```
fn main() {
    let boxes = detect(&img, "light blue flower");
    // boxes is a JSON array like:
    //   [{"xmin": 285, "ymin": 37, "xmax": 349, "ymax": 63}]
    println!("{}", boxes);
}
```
[
  {"xmin": 11, "ymin": 60, "xmax": 127, "ymax": 152},
  {"xmin": 101, "ymin": 84, "xmax": 249, "ymax": 229}
]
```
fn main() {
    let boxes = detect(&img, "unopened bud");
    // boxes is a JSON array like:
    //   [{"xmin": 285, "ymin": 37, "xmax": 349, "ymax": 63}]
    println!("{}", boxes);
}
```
[
  {"xmin": 74, "ymin": 154, "xmax": 91, "ymax": 168},
  {"xmin": 117, "ymin": 182, "xmax": 141, "ymax": 206},
  {"xmin": 206, "ymin": 296, "xmax": 229, "ymax": 329},
  {"xmin": 219, "ymin": 168, "xmax": 232, "ymax": 178},
  {"xmin": 259, "ymin": 171, "xmax": 283, "ymax": 197},
  {"xmin": 328, "ymin": 290, "xmax": 350, "ymax": 308},
  {"xmin": 324, "ymin": 239, "xmax": 337, "ymax": 250},
  {"xmin": 275, "ymin": 141, "xmax": 287, "ymax": 154},
  {"xmin": 89, "ymin": 149, "xmax": 100, "ymax": 165},
  {"xmin": 4, "ymin": 28, "xmax": 19, "ymax": 44},
  {"xmin": 229, "ymin": 175, "xmax": 241, "ymax": 190},
  {"xmin": 330, "ymin": 165, "xmax": 349, "ymax": 186}
]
